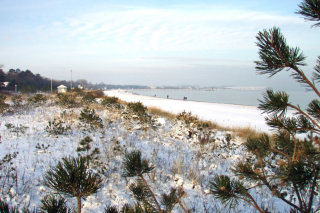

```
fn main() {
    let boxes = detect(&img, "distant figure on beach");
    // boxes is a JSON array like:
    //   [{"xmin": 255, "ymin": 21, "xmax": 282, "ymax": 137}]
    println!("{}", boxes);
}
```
[
  {"xmin": 167, "ymin": 95, "xmax": 169, "ymax": 99},
  {"xmin": 154, "ymin": 94, "xmax": 156, "ymax": 97},
  {"xmin": 183, "ymin": 96, "xmax": 187, "ymax": 101}
]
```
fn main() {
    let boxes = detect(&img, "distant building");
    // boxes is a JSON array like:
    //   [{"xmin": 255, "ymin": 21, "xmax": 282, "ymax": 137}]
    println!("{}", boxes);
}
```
[{"xmin": 57, "ymin": 85, "xmax": 67, "ymax": 93}]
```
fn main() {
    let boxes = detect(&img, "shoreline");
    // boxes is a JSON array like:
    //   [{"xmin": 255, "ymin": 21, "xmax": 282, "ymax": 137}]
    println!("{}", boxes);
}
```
[{"xmin": 104, "ymin": 89, "xmax": 272, "ymax": 133}]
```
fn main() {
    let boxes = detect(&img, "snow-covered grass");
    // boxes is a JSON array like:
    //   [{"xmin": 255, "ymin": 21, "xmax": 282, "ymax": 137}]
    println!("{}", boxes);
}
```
[{"xmin": 0, "ymin": 93, "xmax": 290, "ymax": 212}]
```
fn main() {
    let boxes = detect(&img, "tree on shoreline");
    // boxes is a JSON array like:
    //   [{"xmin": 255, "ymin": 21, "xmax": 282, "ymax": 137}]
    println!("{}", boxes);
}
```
[{"xmin": 210, "ymin": 0, "xmax": 320, "ymax": 212}]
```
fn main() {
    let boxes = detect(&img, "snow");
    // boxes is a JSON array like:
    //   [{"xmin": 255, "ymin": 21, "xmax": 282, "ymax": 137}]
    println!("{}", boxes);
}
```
[
  {"xmin": 0, "ymin": 94, "xmax": 298, "ymax": 212},
  {"xmin": 104, "ymin": 90, "xmax": 272, "ymax": 133}
]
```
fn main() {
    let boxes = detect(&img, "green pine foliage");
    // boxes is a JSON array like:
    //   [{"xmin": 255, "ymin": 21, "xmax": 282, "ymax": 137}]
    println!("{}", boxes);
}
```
[
  {"xmin": 79, "ymin": 107, "xmax": 104, "ymax": 129},
  {"xmin": 45, "ymin": 118, "xmax": 71, "ymax": 136},
  {"xmin": 210, "ymin": 1, "xmax": 320, "ymax": 212},
  {"xmin": 122, "ymin": 151, "xmax": 188, "ymax": 213},
  {"xmin": 101, "ymin": 96, "xmax": 122, "ymax": 109},
  {"xmin": 127, "ymin": 102, "xmax": 152, "ymax": 125},
  {"xmin": 44, "ymin": 156, "xmax": 103, "ymax": 213},
  {"xmin": 40, "ymin": 195, "xmax": 71, "ymax": 213},
  {"xmin": 0, "ymin": 95, "xmax": 9, "ymax": 114},
  {"xmin": 76, "ymin": 136, "xmax": 106, "ymax": 173}
]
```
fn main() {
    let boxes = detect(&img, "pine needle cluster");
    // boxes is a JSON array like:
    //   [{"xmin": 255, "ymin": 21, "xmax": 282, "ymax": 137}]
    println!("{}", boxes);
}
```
[
  {"xmin": 121, "ymin": 150, "xmax": 188, "ymax": 213},
  {"xmin": 210, "ymin": 1, "xmax": 320, "ymax": 212}
]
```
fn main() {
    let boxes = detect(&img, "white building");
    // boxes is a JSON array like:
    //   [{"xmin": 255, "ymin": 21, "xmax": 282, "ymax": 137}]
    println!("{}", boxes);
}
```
[{"xmin": 57, "ymin": 85, "xmax": 67, "ymax": 93}]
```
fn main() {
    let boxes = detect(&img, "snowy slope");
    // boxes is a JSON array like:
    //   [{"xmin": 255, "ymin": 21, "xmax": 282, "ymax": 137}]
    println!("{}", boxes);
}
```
[{"xmin": 0, "ymin": 97, "xmax": 291, "ymax": 212}]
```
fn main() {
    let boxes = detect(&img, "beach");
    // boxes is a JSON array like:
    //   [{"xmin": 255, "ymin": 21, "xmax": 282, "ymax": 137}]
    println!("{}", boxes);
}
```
[{"xmin": 104, "ymin": 90, "xmax": 276, "ymax": 133}]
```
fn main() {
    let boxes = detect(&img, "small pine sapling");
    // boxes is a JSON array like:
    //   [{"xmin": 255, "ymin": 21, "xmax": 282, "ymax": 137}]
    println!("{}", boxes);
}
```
[
  {"xmin": 44, "ymin": 156, "xmax": 103, "ymax": 213},
  {"xmin": 122, "ymin": 151, "xmax": 188, "ymax": 213},
  {"xmin": 79, "ymin": 107, "xmax": 104, "ymax": 130}
]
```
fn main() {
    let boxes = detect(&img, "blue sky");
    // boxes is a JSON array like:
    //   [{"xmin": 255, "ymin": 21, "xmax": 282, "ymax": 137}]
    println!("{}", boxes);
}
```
[{"xmin": 1, "ymin": 0, "xmax": 319, "ymax": 88}]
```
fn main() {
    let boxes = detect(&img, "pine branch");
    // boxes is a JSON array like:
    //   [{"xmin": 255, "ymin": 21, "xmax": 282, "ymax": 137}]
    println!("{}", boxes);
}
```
[
  {"xmin": 297, "ymin": 0, "xmax": 320, "ymax": 27},
  {"xmin": 255, "ymin": 28, "xmax": 320, "ymax": 96},
  {"xmin": 258, "ymin": 89, "xmax": 289, "ymax": 116},
  {"xmin": 314, "ymin": 56, "xmax": 320, "ymax": 82}
]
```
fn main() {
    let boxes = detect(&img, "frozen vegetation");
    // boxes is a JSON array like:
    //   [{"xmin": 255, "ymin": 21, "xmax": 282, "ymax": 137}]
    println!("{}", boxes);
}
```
[{"xmin": 0, "ymin": 91, "xmax": 298, "ymax": 212}]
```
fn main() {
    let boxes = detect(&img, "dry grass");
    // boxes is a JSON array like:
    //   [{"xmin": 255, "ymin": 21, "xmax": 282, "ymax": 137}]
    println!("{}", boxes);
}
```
[
  {"xmin": 146, "ymin": 105, "xmax": 264, "ymax": 140},
  {"xmin": 227, "ymin": 126, "xmax": 263, "ymax": 140},
  {"xmin": 147, "ymin": 106, "xmax": 177, "ymax": 120}
]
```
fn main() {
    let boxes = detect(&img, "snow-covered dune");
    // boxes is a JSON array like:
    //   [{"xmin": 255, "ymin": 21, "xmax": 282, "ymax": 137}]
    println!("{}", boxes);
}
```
[{"xmin": 104, "ymin": 90, "xmax": 271, "ymax": 133}]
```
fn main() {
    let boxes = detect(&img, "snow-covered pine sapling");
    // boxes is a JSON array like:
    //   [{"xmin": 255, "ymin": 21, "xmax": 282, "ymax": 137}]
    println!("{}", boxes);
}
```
[
  {"xmin": 40, "ymin": 195, "xmax": 71, "ymax": 213},
  {"xmin": 79, "ymin": 107, "xmax": 103, "ymax": 130},
  {"xmin": 101, "ymin": 96, "xmax": 121, "ymax": 109},
  {"xmin": 5, "ymin": 123, "xmax": 28, "ymax": 136},
  {"xmin": 210, "ymin": 1, "xmax": 320, "ymax": 212},
  {"xmin": 122, "ymin": 150, "xmax": 160, "ymax": 212},
  {"xmin": 44, "ymin": 156, "xmax": 103, "ymax": 213},
  {"xmin": 122, "ymin": 151, "xmax": 187, "ymax": 213},
  {"xmin": 45, "ymin": 119, "xmax": 71, "ymax": 136},
  {"xmin": 76, "ymin": 136, "xmax": 105, "ymax": 173},
  {"xmin": 127, "ymin": 102, "xmax": 153, "ymax": 125}
]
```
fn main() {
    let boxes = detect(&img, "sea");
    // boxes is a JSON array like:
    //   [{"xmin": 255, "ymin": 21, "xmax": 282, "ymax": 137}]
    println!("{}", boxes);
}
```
[{"xmin": 130, "ymin": 87, "xmax": 317, "ymax": 109}]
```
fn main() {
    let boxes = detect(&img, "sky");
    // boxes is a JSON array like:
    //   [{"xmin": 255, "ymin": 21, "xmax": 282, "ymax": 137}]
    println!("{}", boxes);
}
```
[{"xmin": 0, "ymin": 0, "xmax": 319, "ymax": 89}]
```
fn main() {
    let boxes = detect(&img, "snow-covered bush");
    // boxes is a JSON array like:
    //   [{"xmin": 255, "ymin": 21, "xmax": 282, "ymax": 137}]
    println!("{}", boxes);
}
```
[
  {"xmin": 56, "ymin": 93, "xmax": 79, "ymax": 108},
  {"xmin": 101, "ymin": 96, "xmax": 122, "ymax": 109},
  {"xmin": 76, "ymin": 136, "xmax": 106, "ymax": 173},
  {"xmin": 45, "ymin": 119, "xmax": 71, "ymax": 136},
  {"xmin": 79, "ymin": 107, "xmax": 104, "ymax": 130},
  {"xmin": 5, "ymin": 123, "xmax": 28, "ymax": 136},
  {"xmin": 127, "ymin": 102, "xmax": 153, "ymax": 126},
  {"xmin": 122, "ymin": 150, "xmax": 188, "ymax": 213},
  {"xmin": 0, "ymin": 152, "xmax": 18, "ymax": 197},
  {"xmin": 27, "ymin": 94, "xmax": 47, "ymax": 106},
  {"xmin": 0, "ymin": 95, "xmax": 9, "ymax": 114},
  {"xmin": 40, "ymin": 195, "xmax": 71, "ymax": 213}
]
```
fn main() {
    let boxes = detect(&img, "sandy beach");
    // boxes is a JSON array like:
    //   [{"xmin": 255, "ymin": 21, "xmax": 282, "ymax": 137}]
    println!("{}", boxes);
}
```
[{"xmin": 104, "ymin": 90, "xmax": 274, "ymax": 133}]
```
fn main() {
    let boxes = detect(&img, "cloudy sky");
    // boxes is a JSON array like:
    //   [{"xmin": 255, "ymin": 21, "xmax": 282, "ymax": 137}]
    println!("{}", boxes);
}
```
[{"xmin": 1, "ymin": 0, "xmax": 319, "ymax": 88}]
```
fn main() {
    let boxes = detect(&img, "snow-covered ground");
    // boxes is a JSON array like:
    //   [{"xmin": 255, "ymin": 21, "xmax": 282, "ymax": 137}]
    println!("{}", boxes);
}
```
[
  {"xmin": 104, "ymin": 90, "xmax": 271, "ymax": 133},
  {"xmin": 0, "ymin": 95, "xmax": 294, "ymax": 212}
]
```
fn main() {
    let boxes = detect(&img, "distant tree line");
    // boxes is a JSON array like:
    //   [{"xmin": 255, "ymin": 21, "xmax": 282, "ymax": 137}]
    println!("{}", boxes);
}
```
[{"xmin": 0, "ymin": 67, "xmax": 150, "ymax": 93}]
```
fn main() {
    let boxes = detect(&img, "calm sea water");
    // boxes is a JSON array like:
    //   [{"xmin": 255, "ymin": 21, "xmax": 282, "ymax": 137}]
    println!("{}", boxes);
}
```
[{"xmin": 131, "ymin": 88, "xmax": 317, "ymax": 109}]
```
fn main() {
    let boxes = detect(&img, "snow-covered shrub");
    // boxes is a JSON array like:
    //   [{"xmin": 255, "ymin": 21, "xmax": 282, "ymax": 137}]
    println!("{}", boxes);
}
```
[
  {"xmin": 76, "ymin": 136, "xmax": 106, "ymax": 173},
  {"xmin": 122, "ymin": 150, "xmax": 189, "ymax": 212},
  {"xmin": 0, "ymin": 152, "xmax": 18, "ymax": 197},
  {"xmin": 0, "ymin": 95, "xmax": 9, "ymax": 114},
  {"xmin": 40, "ymin": 195, "xmax": 71, "ymax": 213},
  {"xmin": 5, "ymin": 123, "xmax": 28, "ymax": 136},
  {"xmin": 11, "ymin": 95, "xmax": 23, "ymax": 108},
  {"xmin": 127, "ymin": 102, "xmax": 153, "ymax": 126},
  {"xmin": 176, "ymin": 111, "xmax": 198, "ymax": 125},
  {"xmin": 81, "ymin": 92, "xmax": 96, "ymax": 104},
  {"xmin": 79, "ymin": 107, "xmax": 104, "ymax": 129},
  {"xmin": 56, "ymin": 93, "xmax": 79, "ymax": 108},
  {"xmin": 45, "ymin": 119, "xmax": 71, "ymax": 136},
  {"xmin": 101, "ymin": 96, "xmax": 122, "ymax": 109},
  {"xmin": 27, "ymin": 94, "xmax": 47, "ymax": 106}
]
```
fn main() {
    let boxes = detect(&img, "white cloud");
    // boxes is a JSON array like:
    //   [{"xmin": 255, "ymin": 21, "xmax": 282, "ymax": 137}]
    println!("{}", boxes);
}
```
[{"xmin": 46, "ymin": 6, "xmax": 305, "ymax": 54}]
